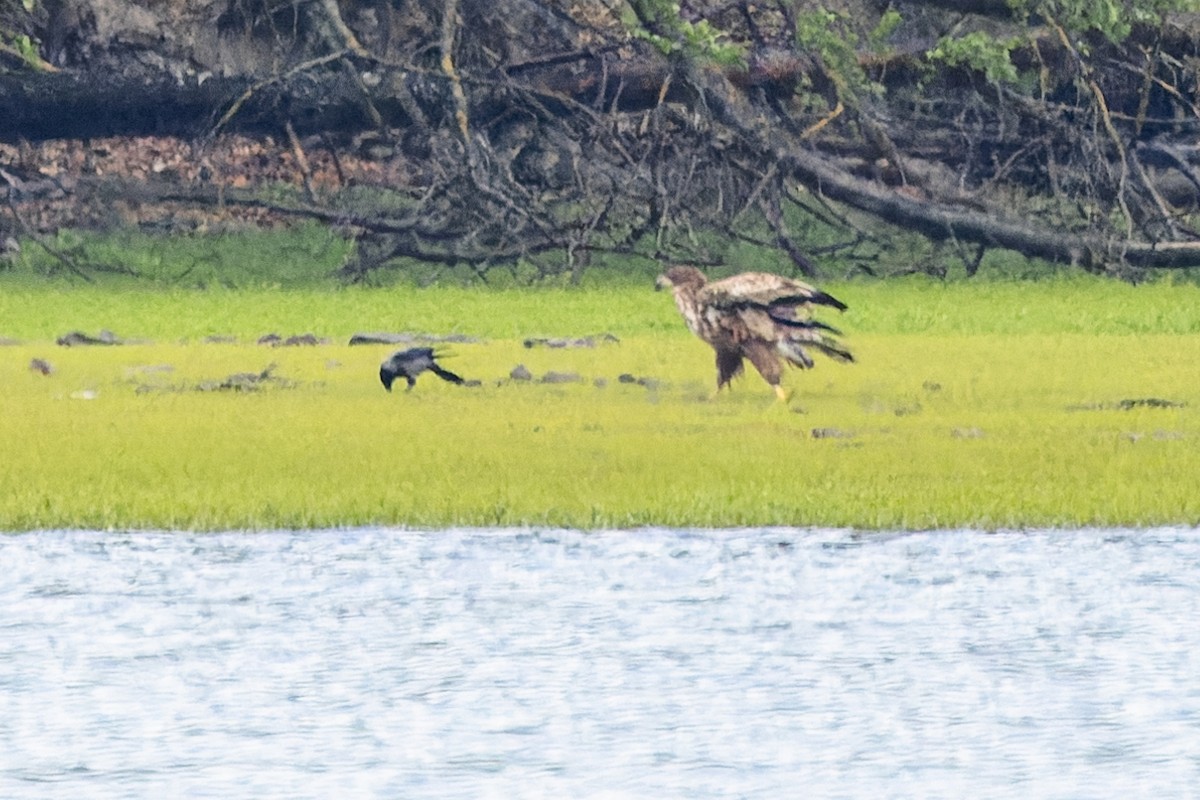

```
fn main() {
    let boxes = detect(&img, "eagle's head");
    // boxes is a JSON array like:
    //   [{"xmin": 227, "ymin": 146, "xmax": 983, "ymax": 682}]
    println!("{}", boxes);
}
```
[{"xmin": 656, "ymin": 265, "xmax": 707, "ymax": 292}]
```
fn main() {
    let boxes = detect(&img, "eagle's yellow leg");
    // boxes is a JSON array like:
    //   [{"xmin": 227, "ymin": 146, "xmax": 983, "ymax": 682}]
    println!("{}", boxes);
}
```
[{"xmin": 773, "ymin": 384, "xmax": 792, "ymax": 403}]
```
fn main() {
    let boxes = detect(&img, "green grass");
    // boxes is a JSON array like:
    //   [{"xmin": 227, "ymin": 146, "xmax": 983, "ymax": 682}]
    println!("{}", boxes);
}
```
[{"xmin": 3, "ymin": 277, "xmax": 1200, "ymax": 531}]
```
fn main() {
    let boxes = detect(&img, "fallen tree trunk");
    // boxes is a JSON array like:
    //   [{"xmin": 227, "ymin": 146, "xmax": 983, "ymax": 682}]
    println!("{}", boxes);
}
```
[
  {"xmin": 0, "ymin": 53, "xmax": 694, "ymax": 143},
  {"xmin": 0, "ymin": 66, "xmax": 396, "ymax": 141},
  {"xmin": 783, "ymin": 147, "xmax": 1200, "ymax": 269},
  {"xmin": 685, "ymin": 61, "xmax": 1200, "ymax": 271}
]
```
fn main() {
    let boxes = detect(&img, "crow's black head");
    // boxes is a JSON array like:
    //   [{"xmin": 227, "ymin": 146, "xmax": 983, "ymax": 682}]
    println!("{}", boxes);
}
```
[{"xmin": 380, "ymin": 364, "xmax": 397, "ymax": 391}]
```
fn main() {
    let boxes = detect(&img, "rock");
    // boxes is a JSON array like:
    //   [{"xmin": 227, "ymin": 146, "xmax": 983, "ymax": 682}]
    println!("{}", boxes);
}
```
[
  {"xmin": 29, "ymin": 358, "xmax": 54, "ymax": 375},
  {"xmin": 258, "ymin": 333, "xmax": 327, "ymax": 346},
  {"xmin": 540, "ymin": 371, "xmax": 582, "ymax": 384},
  {"xmin": 523, "ymin": 333, "xmax": 620, "ymax": 349},
  {"xmin": 1068, "ymin": 397, "xmax": 1187, "ymax": 411},
  {"xmin": 348, "ymin": 332, "xmax": 480, "ymax": 345},
  {"xmin": 281, "ymin": 333, "xmax": 323, "ymax": 346},
  {"xmin": 57, "ymin": 329, "xmax": 122, "ymax": 346},
  {"xmin": 1115, "ymin": 397, "xmax": 1185, "ymax": 410},
  {"xmin": 509, "ymin": 364, "xmax": 533, "ymax": 381},
  {"xmin": 195, "ymin": 363, "xmax": 287, "ymax": 392},
  {"xmin": 618, "ymin": 373, "xmax": 662, "ymax": 389}
]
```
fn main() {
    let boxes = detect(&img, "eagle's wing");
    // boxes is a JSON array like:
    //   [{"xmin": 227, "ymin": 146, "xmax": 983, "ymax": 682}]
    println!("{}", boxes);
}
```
[
  {"xmin": 699, "ymin": 272, "xmax": 847, "ymax": 313},
  {"xmin": 699, "ymin": 272, "xmax": 853, "ymax": 367}
]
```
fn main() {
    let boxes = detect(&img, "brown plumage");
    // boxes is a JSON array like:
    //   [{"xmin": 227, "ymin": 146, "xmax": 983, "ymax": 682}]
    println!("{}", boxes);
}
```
[{"xmin": 656, "ymin": 265, "xmax": 852, "ymax": 400}]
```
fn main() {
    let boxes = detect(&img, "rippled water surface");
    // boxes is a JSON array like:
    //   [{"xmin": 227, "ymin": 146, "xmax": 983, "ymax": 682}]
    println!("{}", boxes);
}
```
[{"xmin": 3, "ymin": 527, "xmax": 1200, "ymax": 798}]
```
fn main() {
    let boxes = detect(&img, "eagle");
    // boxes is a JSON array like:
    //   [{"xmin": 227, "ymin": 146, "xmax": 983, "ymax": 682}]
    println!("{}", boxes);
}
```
[
  {"xmin": 656, "ymin": 265, "xmax": 853, "ymax": 400},
  {"xmin": 380, "ymin": 347, "xmax": 464, "ymax": 391}
]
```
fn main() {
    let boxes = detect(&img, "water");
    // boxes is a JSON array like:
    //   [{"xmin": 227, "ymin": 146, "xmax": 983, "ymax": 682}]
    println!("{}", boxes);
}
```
[{"xmin": 2, "ymin": 527, "xmax": 1200, "ymax": 798}]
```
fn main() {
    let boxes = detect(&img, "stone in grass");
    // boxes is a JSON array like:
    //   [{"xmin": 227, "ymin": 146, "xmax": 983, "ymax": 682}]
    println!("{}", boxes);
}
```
[
  {"xmin": 540, "ymin": 371, "xmax": 583, "ymax": 384},
  {"xmin": 349, "ymin": 332, "xmax": 481, "ymax": 346},
  {"xmin": 811, "ymin": 427, "xmax": 854, "ymax": 439},
  {"xmin": 257, "ymin": 333, "xmax": 327, "ymax": 346},
  {"xmin": 523, "ymin": 333, "xmax": 620, "ymax": 349},
  {"xmin": 1068, "ymin": 397, "xmax": 1186, "ymax": 411},
  {"xmin": 618, "ymin": 373, "xmax": 662, "ymax": 390},
  {"xmin": 509, "ymin": 364, "xmax": 533, "ymax": 382},
  {"xmin": 195, "ymin": 363, "xmax": 289, "ymax": 392},
  {"xmin": 57, "ymin": 329, "xmax": 122, "ymax": 346}
]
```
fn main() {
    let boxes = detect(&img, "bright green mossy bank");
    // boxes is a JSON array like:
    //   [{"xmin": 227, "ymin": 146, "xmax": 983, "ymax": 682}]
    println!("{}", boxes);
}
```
[{"xmin": 3, "ymin": 277, "xmax": 1200, "ymax": 530}]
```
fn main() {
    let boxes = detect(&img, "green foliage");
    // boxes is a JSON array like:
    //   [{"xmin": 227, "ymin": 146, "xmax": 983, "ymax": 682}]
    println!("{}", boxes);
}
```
[
  {"xmin": 926, "ymin": 0, "xmax": 1199, "ymax": 84},
  {"xmin": 926, "ymin": 30, "xmax": 1022, "ymax": 84},
  {"xmin": 4, "ymin": 32, "xmax": 37, "ymax": 60},
  {"xmin": 0, "ymin": 0, "xmax": 53, "ymax": 72},
  {"xmin": 794, "ymin": 8, "xmax": 878, "ymax": 98},
  {"xmin": 869, "ymin": 9, "xmax": 904, "ymax": 51},
  {"xmin": 1008, "ymin": 0, "xmax": 1200, "ymax": 42},
  {"xmin": 624, "ymin": 0, "xmax": 745, "ymax": 65}
]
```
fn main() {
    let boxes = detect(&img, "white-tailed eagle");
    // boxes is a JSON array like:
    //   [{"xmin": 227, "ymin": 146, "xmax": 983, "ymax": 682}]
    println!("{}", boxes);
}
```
[{"xmin": 656, "ymin": 265, "xmax": 852, "ymax": 400}]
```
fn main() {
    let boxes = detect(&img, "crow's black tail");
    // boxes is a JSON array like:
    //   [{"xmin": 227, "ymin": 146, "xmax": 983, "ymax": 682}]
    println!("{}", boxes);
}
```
[{"xmin": 429, "ymin": 363, "xmax": 464, "ymax": 384}]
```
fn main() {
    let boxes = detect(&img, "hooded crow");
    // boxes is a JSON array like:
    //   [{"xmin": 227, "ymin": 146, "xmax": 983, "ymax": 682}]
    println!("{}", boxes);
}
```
[{"xmin": 379, "ymin": 347, "xmax": 464, "ymax": 391}]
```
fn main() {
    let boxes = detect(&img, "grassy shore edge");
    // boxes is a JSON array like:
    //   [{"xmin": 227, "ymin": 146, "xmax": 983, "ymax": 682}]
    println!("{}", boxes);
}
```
[{"xmin": 4, "ymin": 281, "xmax": 1200, "ymax": 531}]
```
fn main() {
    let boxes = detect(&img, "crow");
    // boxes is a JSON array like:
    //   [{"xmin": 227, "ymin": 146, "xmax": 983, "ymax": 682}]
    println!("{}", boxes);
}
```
[{"xmin": 379, "ymin": 347, "xmax": 464, "ymax": 391}]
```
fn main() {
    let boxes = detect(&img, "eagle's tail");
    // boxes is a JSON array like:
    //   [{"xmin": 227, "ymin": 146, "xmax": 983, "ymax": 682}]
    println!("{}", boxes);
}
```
[
  {"xmin": 778, "ymin": 334, "xmax": 854, "ymax": 369},
  {"xmin": 768, "ymin": 290, "xmax": 848, "ymax": 313},
  {"xmin": 778, "ymin": 340, "xmax": 815, "ymax": 369},
  {"xmin": 806, "ymin": 290, "xmax": 849, "ymax": 312},
  {"xmin": 769, "ymin": 313, "xmax": 844, "ymax": 336},
  {"xmin": 808, "ymin": 339, "xmax": 854, "ymax": 363}
]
